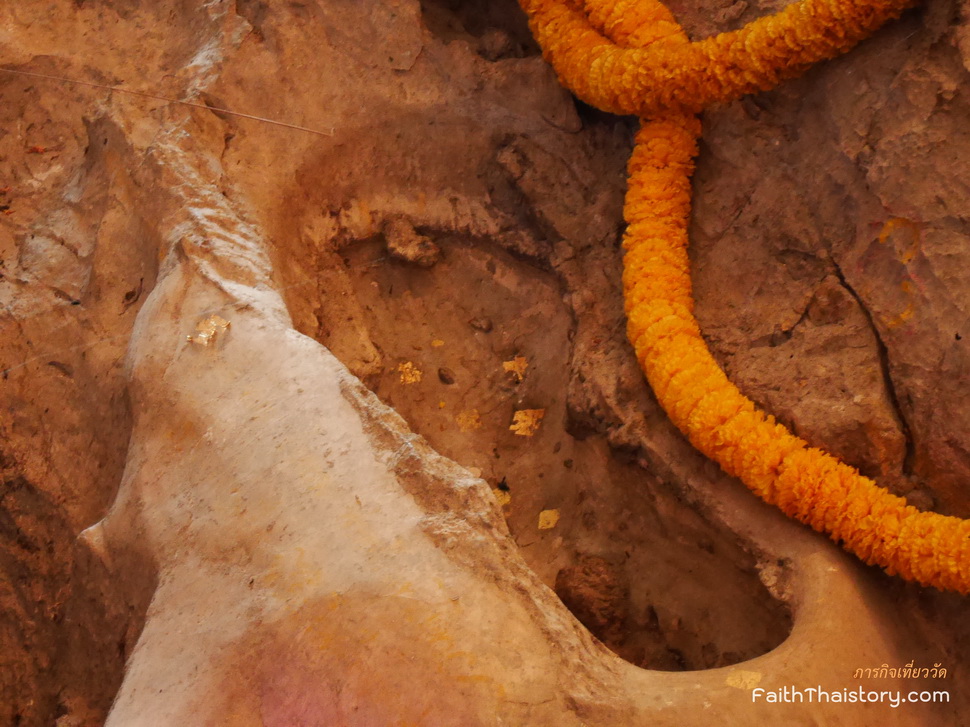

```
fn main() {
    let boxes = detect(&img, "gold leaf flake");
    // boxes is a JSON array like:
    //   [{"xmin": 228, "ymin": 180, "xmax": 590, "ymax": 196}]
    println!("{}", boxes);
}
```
[
  {"xmin": 456, "ymin": 409, "xmax": 482, "ymax": 432},
  {"xmin": 510, "ymin": 408, "xmax": 544, "ymax": 436},
  {"xmin": 431, "ymin": 339, "xmax": 445, "ymax": 347},
  {"xmin": 398, "ymin": 361, "xmax": 422, "ymax": 384},
  {"xmin": 725, "ymin": 671, "xmax": 762, "ymax": 690},
  {"xmin": 502, "ymin": 355, "xmax": 529, "ymax": 382},
  {"xmin": 538, "ymin": 509, "xmax": 560, "ymax": 529},
  {"xmin": 493, "ymin": 489, "xmax": 512, "ymax": 507},
  {"xmin": 187, "ymin": 314, "xmax": 231, "ymax": 346}
]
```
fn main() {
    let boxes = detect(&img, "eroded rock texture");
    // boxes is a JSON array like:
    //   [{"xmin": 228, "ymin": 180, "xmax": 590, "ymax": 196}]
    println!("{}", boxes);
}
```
[{"xmin": 0, "ymin": 0, "xmax": 967, "ymax": 725}]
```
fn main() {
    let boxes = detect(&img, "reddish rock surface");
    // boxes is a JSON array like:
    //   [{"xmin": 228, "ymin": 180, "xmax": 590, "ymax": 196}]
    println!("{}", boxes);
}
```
[{"xmin": 0, "ymin": 1, "xmax": 967, "ymax": 725}]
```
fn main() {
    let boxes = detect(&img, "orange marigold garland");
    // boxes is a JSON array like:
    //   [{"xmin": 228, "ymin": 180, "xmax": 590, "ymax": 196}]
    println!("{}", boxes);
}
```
[
  {"xmin": 519, "ymin": 0, "xmax": 918, "ymax": 116},
  {"xmin": 519, "ymin": 0, "xmax": 970, "ymax": 594}
]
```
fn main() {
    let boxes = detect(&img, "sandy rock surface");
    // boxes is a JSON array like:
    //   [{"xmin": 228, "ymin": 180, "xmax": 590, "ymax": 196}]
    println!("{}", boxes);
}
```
[{"xmin": 0, "ymin": 0, "xmax": 967, "ymax": 725}]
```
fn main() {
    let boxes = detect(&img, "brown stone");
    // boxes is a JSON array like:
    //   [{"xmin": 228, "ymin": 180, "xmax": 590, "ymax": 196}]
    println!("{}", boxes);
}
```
[{"xmin": 0, "ymin": 1, "xmax": 967, "ymax": 725}]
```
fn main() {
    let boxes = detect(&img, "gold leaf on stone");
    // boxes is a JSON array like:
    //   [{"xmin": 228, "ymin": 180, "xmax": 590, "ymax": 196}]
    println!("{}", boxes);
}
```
[
  {"xmin": 538, "ymin": 509, "xmax": 559, "ymax": 529},
  {"xmin": 502, "ymin": 355, "xmax": 529, "ymax": 382},
  {"xmin": 510, "ymin": 408, "xmax": 544, "ymax": 436},
  {"xmin": 725, "ymin": 670, "xmax": 762, "ymax": 690},
  {"xmin": 398, "ymin": 361, "xmax": 422, "ymax": 384},
  {"xmin": 456, "ymin": 409, "xmax": 482, "ymax": 432},
  {"xmin": 187, "ymin": 314, "xmax": 231, "ymax": 347}
]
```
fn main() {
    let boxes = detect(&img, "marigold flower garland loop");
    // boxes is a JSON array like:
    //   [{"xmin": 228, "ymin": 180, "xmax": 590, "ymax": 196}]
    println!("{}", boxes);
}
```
[
  {"xmin": 520, "ymin": 0, "xmax": 918, "ymax": 115},
  {"xmin": 519, "ymin": 0, "xmax": 970, "ymax": 594}
]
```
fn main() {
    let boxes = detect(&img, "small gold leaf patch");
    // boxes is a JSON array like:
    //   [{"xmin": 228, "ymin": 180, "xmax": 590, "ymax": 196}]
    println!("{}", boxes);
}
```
[
  {"xmin": 398, "ymin": 361, "xmax": 422, "ymax": 384},
  {"xmin": 456, "ymin": 409, "xmax": 482, "ymax": 432},
  {"xmin": 538, "ymin": 509, "xmax": 560, "ymax": 529},
  {"xmin": 725, "ymin": 670, "xmax": 762, "ymax": 690},
  {"xmin": 510, "ymin": 408, "xmax": 544, "ymax": 436},
  {"xmin": 187, "ymin": 314, "xmax": 231, "ymax": 346},
  {"xmin": 502, "ymin": 355, "xmax": 529, "ymax": 382}
]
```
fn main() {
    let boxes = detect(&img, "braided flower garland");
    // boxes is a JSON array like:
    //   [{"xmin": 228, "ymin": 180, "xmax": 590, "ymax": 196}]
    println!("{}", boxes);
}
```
[{"xmin": 518, "ymin": 0, "xmax": 970, "ymax": 594}]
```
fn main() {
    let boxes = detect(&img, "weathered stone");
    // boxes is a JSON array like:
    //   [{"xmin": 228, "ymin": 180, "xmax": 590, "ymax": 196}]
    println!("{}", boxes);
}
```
[
  {"xmin": 0, "ymin": 0, "xmax": 967, "ymax": 725},
  {"xmin": 384, "ymin": 216, "xmax": 441, "ymax": 267}
]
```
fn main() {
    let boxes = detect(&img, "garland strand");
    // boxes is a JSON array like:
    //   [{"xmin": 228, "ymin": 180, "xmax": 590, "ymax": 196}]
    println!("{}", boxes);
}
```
[
  {"xmin": 519, "ymin": 0, "xmax": 970, "ymax": 594},
  {"xmin": 519, "ymin": 0, "xmax": 918, "ymax": 115}
]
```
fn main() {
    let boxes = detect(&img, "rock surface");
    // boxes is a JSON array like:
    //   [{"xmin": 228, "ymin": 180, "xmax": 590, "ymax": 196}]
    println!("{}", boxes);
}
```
[{"xmin": 0, "ymin": 0, "xmax": 967, "ymax": 725}]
